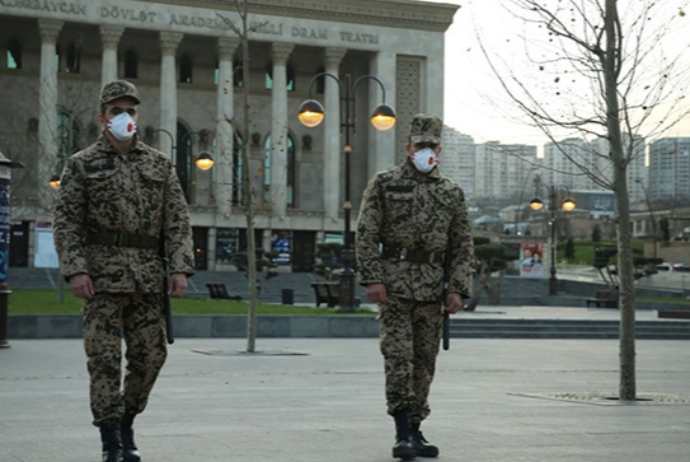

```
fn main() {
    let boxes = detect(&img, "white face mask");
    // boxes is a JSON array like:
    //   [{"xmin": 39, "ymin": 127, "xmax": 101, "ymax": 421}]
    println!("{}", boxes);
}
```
[
  {"xmin": 411, "ymin": 147, "xmax": 438, "ymax": 173},
  {"xmin": 107, "ymin": 113, "xmax": 137, "ymax": 141}
]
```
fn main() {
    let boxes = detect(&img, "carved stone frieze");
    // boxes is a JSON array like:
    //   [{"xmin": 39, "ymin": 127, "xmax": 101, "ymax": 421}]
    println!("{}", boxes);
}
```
[
  {"xmin": 143, "ymin": 0, "xmax": 457, "ymax": 32},
  {"xmin": 287, "ymin": 209, "xmax": 325, "ymax": 218}
]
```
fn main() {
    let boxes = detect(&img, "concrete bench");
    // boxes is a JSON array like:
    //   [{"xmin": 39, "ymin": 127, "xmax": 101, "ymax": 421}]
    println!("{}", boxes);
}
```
[
  {"xmin": 658, "ymin": 310, "xmax": 690, "ymax": 319},
  {"xmin": 586, "ymin": 290, "xmax": 618, "ymax": 308},
  {"xmin": 206, "ymin": 283, "xmax": 242, "ymax": 301},
  {"xmin": 311, "ymin": 282, "xmax": 340, "ymax": 308}
]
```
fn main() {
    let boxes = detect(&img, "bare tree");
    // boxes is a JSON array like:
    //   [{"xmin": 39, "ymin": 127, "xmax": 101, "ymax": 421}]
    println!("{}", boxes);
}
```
[
  {"xmin": 216, "ymin": 1, "xmax": 273, "ymax": 353},
  {"xmin": 477, "ymin": 0, "xmax": 690, "ymax": 400}
]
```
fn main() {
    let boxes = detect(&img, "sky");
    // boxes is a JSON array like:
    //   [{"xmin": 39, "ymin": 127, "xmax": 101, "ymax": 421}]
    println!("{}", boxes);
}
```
[{"xmin": 423, "ymin": 0, "xmax": 690, "ymax": 148}]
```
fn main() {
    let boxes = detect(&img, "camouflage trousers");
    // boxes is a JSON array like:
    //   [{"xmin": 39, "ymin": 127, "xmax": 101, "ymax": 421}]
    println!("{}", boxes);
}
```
[
  {"xmin": 379, "ymin": 296, "xmax": 444, "ymax": 423},
  {"xmin": 83, "ymin": 293, "xmax": 167, "ymax": 426}
]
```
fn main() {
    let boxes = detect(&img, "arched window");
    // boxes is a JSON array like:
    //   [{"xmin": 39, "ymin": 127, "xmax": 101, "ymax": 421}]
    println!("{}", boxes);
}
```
[
  {"xmin": 7, "ymin": 39, "xmax": 21, "ymax": 69},
  {"xmin": 57, "ymin": 113, "xmax": 71, "ymax": 158},
  {"xmin": 179, "ymin": 55, "xmax": 193, "ymax": 83},
  {"xmin": 176, "ymin": 122, "xmax": 192, "ymax": 202},
  {"xmin": 233, "ymin": 59, "xmax": 244, "ymax": 87},
  {"xmin": 287, "ymin": 135, "xmax": 295, "ymax": 207},
  {"xmin": 286, "ymin": 64, "xmax": 295, "ymax": 92},
  {"xmin": 124, "ymin": 50, "xmax": 138, "ymax": 78},
  {"xmin": 232, "ymin": 133, "xmax": 244, "ymax": 205},
  {"xmin": 265, "ymin": 64, "xmax": 295, "ymax": 92},
  {"xmin": 66, "ymin": 42, "xmax": 80, "ymax": 74},
  {"xmin": 57, "ymin": 113, "xmax": 81, "ymax": 169},
  {"xmin": 315, "ymin": 66, "xmax": 325, "ymax": 94},
  {"xmin": 264, "ymin": 136, "xmax": 271, "ymax": 203},
  {"xmin": 55, "ymin": 44, "xmax": 61, "ymax": 72},
  {"xmin": 264, "ymin": 134, "xmax": 296, "ymax": 207}
]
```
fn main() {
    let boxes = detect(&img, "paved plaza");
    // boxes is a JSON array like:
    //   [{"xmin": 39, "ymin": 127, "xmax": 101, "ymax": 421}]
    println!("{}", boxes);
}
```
[{"xmin": 2, "ymin": 324, "xmax": 690, "ymax": 462}]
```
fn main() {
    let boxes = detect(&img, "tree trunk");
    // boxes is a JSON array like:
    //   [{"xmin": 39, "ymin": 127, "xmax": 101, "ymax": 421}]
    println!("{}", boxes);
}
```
[
  {"xmin": 238, "ymin": 2, "xmax": 259, "ymax": 353},
  {"xmin": 603, "ymin": 0, "xmax": 636, "ymax": 400}
]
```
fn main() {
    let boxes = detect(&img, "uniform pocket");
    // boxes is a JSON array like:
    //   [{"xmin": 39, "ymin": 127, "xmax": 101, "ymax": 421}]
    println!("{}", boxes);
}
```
[
  {"xmin": 139, "ymin": 168, "xmax": 166, "ymax": 215},
  {"xmin": 85, "ymin": 167, "xmax": 120, "ymax": 202},
  {"xmin": 384, "ymin": 191, "xmax": 414, "ymax": 222}
]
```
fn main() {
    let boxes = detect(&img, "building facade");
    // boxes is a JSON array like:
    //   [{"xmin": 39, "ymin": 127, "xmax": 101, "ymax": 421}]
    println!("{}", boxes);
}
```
[
  {"xmin": 0, "ymin": 0, "xmax": 458, "ymax": 271},
  {"xmin": 648, "ymin": 137, "xmax": 690, "ymax": 201},
  {"xmin": 439, "ymin": 125, "xmax": 474, "ymax": 197},
  {"xmin": 473, "ymin": 141, "xmax": 537, "ymax": 201}
]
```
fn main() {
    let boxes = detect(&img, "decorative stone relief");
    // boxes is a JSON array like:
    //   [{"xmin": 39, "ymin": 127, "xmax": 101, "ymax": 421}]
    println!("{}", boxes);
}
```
[
  {"xmin": 199, "ymin": 128, "xmax": 212, "ymax": 149},
  {"xmin": 251, "ymin": 132, "xmax": 262, "ymax": 148},
  {"xmin": 395, "ymin": 58, "xmax": 421, "ymax": 164},
  {"xmin": 302, "ymin": 134, "xmax": 312, "ymax": 152}
]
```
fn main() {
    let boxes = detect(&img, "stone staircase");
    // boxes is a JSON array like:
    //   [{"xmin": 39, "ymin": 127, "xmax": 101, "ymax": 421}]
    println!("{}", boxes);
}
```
[
  {"xmin": 6, "ymin": 267, "xmax": 62, "ymax": 289},
  {"xmin": 7, "ymin": 268, "xmax": 690, "ymax": 340}
]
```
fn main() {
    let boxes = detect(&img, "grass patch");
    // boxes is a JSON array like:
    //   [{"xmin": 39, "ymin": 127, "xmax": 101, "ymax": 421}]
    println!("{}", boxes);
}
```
[{"xmin": 7, "ymin": 289, "xmax": 376, "ymax": 316}]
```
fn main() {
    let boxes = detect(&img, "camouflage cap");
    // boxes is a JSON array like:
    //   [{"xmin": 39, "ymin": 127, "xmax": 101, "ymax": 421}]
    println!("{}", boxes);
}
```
[
  {"xmin": 99, "ymin": 79, "xmax": 141, "ymax": 105},
  {"xmin": 409, "ymin": 113, "xmax": 443, "ymax": 144}
]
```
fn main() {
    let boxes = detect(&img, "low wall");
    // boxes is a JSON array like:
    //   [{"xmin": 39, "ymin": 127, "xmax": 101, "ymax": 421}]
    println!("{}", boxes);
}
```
[{"xmin": 8, "ymin": 315, "xmax": 381, "ymax": 340}]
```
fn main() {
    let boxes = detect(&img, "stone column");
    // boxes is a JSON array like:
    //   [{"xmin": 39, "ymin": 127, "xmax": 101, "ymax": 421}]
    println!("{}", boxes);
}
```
[
  {"xmin": 215, "ymin": 37, "xmax": 239, "ymax": 217},
  {"xmin": 269, "ymin": 43, "xmax": 294, "ymax": 219},
  {"xmin": 367, "ymin": 51, "xmax": 397, "ymax": 180},
  {"xmin": 323, "ymin": 48, "xmax": 347, "ymax": 222},
  {"xmin": 159, "ymin": 32, "xmax": 183, "ymax": 160},
  {"xmin": 99, "ymin": 25, "xmax": 123, "ymax": 86},
  {"xmin": 38, "ymin": 19, "xmax": 63, "ymax": 211}
]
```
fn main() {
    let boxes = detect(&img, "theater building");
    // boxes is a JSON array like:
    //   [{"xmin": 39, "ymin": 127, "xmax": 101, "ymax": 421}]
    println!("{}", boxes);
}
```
[{"xmin": 0, "ymin": 0, "xmax": 458, "ymax": 271}]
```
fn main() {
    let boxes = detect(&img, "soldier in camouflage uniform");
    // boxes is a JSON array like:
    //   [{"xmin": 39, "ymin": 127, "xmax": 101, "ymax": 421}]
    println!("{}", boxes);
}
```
[
  {"xmin": 356, "ymin": 114, "xmax": 474, "ymax": 460},
  {"xmin": 53, "ymin": 80, "xmax": 195, "ymax": 462}
]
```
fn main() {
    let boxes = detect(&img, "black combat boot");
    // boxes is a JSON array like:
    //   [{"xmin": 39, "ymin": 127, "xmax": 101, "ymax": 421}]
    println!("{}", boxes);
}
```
[
  {"xmin": 410, "ymin": 422, "xmax": 439, "ymax": 458},
  {"xmin": 99, "ymin": 420, "xmax": 123, "ymax": 462},
  {"xmin": 120, "ymin": 414, "xmax": 141, "ymax": 462},
  {"xmin": 392, "ymin": 408, "xmax": 416, "ymax": 460}
]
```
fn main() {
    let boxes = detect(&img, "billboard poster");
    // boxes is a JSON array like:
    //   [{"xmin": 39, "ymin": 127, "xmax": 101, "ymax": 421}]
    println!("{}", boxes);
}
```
[
  {"xmin": 34, "ymin": 221, "xmax": 59, "ymax": 268},
  {"xmin": 215, "ymin": 228, "xmax": 238, "ymax": 264},
  {"xmin": 520, "ymin": 242, "xmax": 544, "ymax": 278},
  {"xmin": 271, "ymin": 231, "xmax": 291, "ymax": 266}
]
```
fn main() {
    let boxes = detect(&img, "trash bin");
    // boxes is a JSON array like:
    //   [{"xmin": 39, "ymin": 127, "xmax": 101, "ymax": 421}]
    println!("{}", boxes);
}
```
[{"xmin": 281, "ymin": 288, "xmax": 294, "ymax": 305}]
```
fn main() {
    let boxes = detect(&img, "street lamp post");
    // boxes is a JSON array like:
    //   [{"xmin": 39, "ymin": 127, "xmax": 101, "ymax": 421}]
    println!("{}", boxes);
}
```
[
  {"xmin": 529, "ymin": 185, "xmax": 576, "ymax": 296},
  {"xmin": 514, "ymin": 167, "xmax": 538, "ymax": 236},
  {"xmin": 152, "ymin": 128, "xmax": 215, "ymax": 202},
  {"xmin": 152, "ymin": 128, "xmax": 214, "ymax": 171},
  {"xmin": 635, "ymin": 178, "xmax": 657, "ymax": 258},
  {"xmin": 298, "ymin": 72, "xmax": 396, "ymax": 312}
]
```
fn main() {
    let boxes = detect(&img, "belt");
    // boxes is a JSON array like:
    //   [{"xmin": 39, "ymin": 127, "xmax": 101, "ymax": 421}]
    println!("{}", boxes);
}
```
[
  {"xmin": 381, "ymin": 245, "xmax": 445, "ymax": 264},
  {"xmin": 85, "ymin": 232, "xmax": 160, "ymax": 250}
]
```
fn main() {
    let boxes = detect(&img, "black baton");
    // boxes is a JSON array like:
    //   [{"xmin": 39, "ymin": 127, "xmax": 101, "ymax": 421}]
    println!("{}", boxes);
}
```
[
  {"xmin": 442, "ymin": 311, "xmax": 450, "ymax": 351},
  {"xmin": 442, "ymin": 243, "xmax": 452, "ymax": 351},
  {"xmin": 159, "ymin": 233, "xmax": 174, "ymax": 345}
]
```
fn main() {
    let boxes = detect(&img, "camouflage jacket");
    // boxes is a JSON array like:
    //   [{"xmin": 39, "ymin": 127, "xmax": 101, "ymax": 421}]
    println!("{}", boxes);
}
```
[
  {"xmin": 356, "ymin": 159, "xmax": 474, "ymax": 301},
  {"xmin": 53, "ymin": 133, "xmax": 195, "ymax": 293}
]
